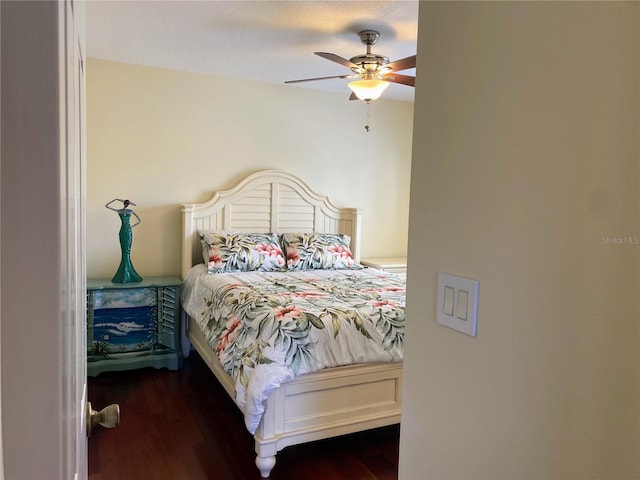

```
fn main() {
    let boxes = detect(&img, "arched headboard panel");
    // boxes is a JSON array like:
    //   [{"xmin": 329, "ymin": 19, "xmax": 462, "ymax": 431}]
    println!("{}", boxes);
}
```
[{"xmin": 181, "ymin": 170, "xmax": 362, "ymax": 279}]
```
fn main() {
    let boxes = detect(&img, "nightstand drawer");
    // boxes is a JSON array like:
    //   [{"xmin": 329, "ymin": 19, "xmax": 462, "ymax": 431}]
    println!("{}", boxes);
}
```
[{"xmin": 87, "ymin": 276, "xmax": 183, "ymax": 376}]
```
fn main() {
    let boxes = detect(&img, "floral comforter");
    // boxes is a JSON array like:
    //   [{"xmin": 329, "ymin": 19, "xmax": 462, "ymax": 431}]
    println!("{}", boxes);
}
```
[{"xmin": 181, "ymin": 264, "xmax": 405, "ymax": 433}]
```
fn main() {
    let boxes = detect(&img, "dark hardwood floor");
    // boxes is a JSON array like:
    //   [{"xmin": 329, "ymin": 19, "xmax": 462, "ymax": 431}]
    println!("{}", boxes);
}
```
[{"xmin": 88, "ymin": 352, "xmax": 400, "ymax": 480}]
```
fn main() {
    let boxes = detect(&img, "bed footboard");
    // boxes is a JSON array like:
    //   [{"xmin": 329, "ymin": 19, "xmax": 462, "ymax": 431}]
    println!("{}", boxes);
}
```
[
  {"xmin": 185, "ymin": 315, "xmax": 402, "ymax": 478},
  {"xmin": 254, "ymin": 362, "xmax": 402, "ymax": 477}
]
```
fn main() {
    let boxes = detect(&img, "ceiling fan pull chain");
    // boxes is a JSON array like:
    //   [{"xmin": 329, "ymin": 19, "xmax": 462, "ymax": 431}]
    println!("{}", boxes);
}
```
[{"xmin": 365, "ymin": 100, "xmax": 371, "ymax": 132}]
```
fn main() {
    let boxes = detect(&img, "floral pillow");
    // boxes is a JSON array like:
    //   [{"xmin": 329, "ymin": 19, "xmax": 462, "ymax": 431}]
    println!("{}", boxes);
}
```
[
  {"xmin": 280, "ymin": 233, "xmax": 360, "ymax": 270},
  {"xmin": 199, "ymin": 232, "xmax": 286, "ymax": 274}
]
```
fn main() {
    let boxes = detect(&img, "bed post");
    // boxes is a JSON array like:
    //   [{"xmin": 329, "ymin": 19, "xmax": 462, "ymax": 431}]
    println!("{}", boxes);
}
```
[
  {"xmin": 181, "ymin": 203, "xmax": 195, "ymax": 280},
  {"xmin": 255, "ymin": 455, "xmax": 276, "ymax": 478},
  {"xmin": 350, "ymin": 208, "xmax": 363, "ymax": 263}
]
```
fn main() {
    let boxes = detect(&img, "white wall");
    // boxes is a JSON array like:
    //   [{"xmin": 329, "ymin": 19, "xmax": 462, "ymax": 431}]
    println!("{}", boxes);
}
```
[
  {"xmin": 86, "ymin": 59, "xmax": 413, "ymax": 279},
  {"xmin": 400, "ymin": 2, "xmax": 639, "ymax": 479}
]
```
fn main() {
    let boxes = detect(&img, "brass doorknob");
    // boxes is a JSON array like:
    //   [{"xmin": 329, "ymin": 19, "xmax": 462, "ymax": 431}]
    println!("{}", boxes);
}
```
[{"xmin": 86, "ymin": 401, "xmax": 120, "ymax": 437}]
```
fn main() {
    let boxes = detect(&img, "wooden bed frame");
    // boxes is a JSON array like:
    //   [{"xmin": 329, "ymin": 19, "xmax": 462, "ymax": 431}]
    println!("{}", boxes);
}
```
[{"xmin": 180, "ymin": 169, "xmax": 402, "ymax": 478}]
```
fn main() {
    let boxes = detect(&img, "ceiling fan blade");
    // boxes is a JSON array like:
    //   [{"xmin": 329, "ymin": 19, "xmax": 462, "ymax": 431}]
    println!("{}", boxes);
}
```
[
  {"xmin": 382, "ymin": 73, "xmax": 415, "ymax": 87},
  {"xmin": 315, "ymin": 52, "xmax": 360, "ymax": 70},
  {"xmin": 386, "ymin": 55, "xmax": 417, "ymax": 72},
  {"xmin": 285, "ymin": 74, "xmax": 355, "ymax": 84}
]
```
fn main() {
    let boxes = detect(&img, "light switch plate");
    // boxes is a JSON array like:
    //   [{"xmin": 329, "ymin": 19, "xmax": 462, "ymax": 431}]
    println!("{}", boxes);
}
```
[{"xmin": 437, "ymin": 273, "xmax": 479, "ymax": 336}]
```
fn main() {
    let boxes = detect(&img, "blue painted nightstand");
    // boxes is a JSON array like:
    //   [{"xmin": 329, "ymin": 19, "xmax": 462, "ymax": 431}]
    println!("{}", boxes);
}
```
[{"xmin": 87, "ymin": 276, "xmax": 183, "ymax": 376}]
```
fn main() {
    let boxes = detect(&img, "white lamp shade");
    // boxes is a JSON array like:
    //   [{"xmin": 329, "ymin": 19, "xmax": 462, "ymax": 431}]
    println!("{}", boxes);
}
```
[{"xmin": 348, "ymin": 79, "xmax": 390, "ymax": 101}]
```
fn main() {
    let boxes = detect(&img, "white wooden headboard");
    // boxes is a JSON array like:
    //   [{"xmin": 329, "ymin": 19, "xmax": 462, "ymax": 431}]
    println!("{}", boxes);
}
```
[{"xmin": 181, "ymin": 170, "xmax": 363, "ymax": 279}]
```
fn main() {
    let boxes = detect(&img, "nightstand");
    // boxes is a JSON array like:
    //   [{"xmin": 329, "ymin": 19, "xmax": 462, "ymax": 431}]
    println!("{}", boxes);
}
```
[
  {"xmin": 360, "ymin": 257, "xmax": 407, "ymax": 278},
  {"xmin": 87, "ymin": 276, "xmax": 183, "ymax": 376}
]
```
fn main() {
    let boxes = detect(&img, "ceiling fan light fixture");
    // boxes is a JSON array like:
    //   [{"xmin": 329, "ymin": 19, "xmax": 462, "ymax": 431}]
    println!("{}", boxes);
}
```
[{"xmin": 348, "ymin": 79, "xmax": 389, "ymax": 101}]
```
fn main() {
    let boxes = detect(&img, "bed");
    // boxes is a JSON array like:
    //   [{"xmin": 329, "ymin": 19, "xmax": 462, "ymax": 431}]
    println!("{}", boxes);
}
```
[{"xmin": 180, "ymin": 169, "xmax": 404, "ymax": 478}]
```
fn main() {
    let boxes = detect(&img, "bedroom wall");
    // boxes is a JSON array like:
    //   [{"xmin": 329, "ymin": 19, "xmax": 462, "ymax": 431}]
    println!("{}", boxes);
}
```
[
  {"xmin": 86, "ymin": 59, "xmax": 413, "ymax": 278},
  {"xmin": 400, "ymin": 2, "xmax": 639, "ymax": 480}
]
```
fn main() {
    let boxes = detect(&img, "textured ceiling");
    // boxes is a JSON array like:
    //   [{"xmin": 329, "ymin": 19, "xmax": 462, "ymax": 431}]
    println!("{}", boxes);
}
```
[{"xmin": 86, "ymin": 0, "xmax": 419, "ymax": 102}]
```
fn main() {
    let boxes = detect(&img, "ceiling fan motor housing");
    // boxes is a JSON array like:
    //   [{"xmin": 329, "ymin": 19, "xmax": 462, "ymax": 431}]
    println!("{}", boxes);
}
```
[
  {"xmin": 350, "ymin": 30, "xmax": 391, "ymax": 76},
  {"xmin": 349, "ymin": 54, "xmax": 390, "ymax": 75}
]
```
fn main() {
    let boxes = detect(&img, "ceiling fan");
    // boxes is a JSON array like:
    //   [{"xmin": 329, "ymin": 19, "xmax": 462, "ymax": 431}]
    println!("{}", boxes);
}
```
[{"xmin": 285, "ymin": 30, "xmax": 416, "ymax": 102}]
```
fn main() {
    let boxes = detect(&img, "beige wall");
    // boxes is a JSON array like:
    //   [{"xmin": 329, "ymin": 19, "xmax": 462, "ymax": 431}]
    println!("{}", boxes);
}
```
[
  {"xmin": 86, "ymin": 59, "xmax": 413, "ymax": 278},
  {"xmin": 400, "ymin": 2, "xmax": 639, "ymax": 479}
]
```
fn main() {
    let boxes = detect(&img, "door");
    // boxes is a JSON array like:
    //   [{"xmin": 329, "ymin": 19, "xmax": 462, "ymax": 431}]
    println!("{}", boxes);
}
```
[{"xmin": 0, "ymin": 1, "xmax": 87, "ymax": 478}]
